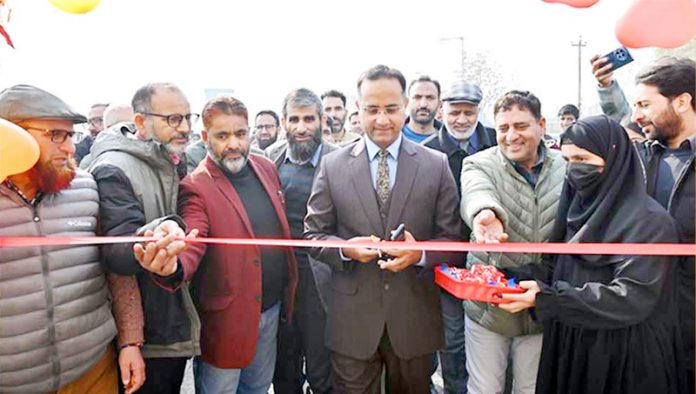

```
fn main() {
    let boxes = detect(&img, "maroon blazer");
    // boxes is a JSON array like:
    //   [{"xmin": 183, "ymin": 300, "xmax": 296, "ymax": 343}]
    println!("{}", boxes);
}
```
[{"xmin": 177, "ymin": 154, "xmax": 298, "ymax": 369}]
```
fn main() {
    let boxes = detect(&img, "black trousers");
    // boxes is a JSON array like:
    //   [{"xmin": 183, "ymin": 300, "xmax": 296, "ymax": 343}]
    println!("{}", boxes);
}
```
[
  {"xmin": 273, "ymin": 265, "xmax": 333, "ymax": 394},
  {"xmin": 331, "ymin": 330, "xmax": 435, "ymax": 394},
  {"xmin": 137, "ymin": 357, "xmax": 188, "ymax": 394}
]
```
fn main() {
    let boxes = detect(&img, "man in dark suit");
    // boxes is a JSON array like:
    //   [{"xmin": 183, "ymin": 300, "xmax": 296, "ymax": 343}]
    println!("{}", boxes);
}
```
[
  {"xmin": 266, "ymin": 88, "xmax": 339, "ymax": 394},
  {"xmin": 155, "ymin": 96, "xmax": 298, "ymax": 393},
  {"xmin": 304, "ymin": 64, "xmax": 463, "ymax": 393}
]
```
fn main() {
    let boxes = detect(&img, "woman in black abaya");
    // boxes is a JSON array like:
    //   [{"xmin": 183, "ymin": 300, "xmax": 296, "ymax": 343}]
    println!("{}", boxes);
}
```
[{"xmin": 499, "ymin": 115, "xmax": 687, "ymax": 394}]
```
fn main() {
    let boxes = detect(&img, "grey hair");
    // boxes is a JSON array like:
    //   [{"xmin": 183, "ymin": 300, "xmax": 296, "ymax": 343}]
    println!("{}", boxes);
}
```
[
  {"xmin": 131, "ymin": 82, "xmax": 183, "ymax": 114},
  {"xmin": 282, "ymin": 88, "xmax": 323, "ymax": 119},
  {"xmin": 103, "ymin": 103, "xmax": 135, "ymax": 128}
]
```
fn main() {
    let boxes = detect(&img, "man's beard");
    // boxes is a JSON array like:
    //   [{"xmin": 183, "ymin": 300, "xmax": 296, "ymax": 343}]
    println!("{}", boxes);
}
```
[
  {"xmin": 257, "ymin": 135, "xmax": 277, "ymax": 150},
  {"xmin": 207, "ymin": 144, "xmax": 249, "ymax": 174},
  {"xmin": 330, "ymin": 116, "xmax": 345, "ymax": 134},
  {"xmin": 411, "ymin": 107, "xmax": 437, "ymax": 126},
  {"xmin": 154, "ymin": 131, "xmax": 189, "ymax": 155},
  {"xmin": 645, "ymin": 106, "xmax": 683, "ymax": 143},
  {"xmin": 27, "ymin": 156, "xmax": 77, "ymax": 194},
  {"xmin": 447, "ymin": 124, "xmax": 476, "ymax": 141},
  {"xmin": 288, "ymin": 129, "xmax": 322, "ymax": 164}
]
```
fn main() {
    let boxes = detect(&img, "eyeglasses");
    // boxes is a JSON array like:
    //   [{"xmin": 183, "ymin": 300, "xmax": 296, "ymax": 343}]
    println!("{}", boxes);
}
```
[
  {"xmin": 24, "ymin": 127, "xmax": 76, "ymax": 144},
  {"xmin": 362, "ymin": 106, "xmax": 403, "ymax": 116},
  {"xmin": 87, "ymin": 117, "xmax": 103, "ymax": 127},
  {"xmin": 255, "ymin": 124, "xmax": 276, "ymax": 131},
  {"xmin": 142, "ymin": 112, "xmax": 200, "ymax": 128}
]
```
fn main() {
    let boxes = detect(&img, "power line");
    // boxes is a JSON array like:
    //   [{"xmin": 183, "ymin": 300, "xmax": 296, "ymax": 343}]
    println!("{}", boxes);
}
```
[{"xmin": 571, "ymin": 35, "xmax": 587, "ymax": 112}]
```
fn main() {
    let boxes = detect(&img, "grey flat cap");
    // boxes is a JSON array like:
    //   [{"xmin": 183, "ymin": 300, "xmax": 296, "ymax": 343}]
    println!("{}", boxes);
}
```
[
  {"xmin": 442, "ymin": 81, "xmax": 483, "ymax": 105},
  {"xmin": 0, "ymin": 84, "xmax": 87, "ymax": 124}
]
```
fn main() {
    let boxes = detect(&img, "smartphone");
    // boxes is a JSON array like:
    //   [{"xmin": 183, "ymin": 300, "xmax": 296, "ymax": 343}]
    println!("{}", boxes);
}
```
[{"xmin": 604, "ymin": 46, "xmax": 634, "ymax": 72}]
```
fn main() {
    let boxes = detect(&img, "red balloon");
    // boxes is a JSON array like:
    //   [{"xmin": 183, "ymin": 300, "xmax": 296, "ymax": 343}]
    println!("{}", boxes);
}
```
[
  {"xmin": 616, "ymin": 0, "xmax": 696, "ymax": 48},
  {"xmin": 542, "ymin": 0, "xmax": 600, "ymax": 8}
]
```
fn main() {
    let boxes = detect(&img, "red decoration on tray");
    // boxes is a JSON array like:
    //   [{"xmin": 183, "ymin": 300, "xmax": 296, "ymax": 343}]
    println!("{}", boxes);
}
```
[{"xmin": 435, "ymin": 264, "xmax": 523, "ymax": 304}]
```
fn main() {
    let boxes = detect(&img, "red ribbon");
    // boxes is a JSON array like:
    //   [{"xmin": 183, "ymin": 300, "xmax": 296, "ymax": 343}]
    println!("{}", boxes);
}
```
[{"xmin": 0, "ymin": 236, "xmax": 693, "ymax": 256}]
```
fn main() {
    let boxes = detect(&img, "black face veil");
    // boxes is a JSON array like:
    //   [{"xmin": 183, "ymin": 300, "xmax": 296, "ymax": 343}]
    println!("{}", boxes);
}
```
[{"xmin": 552, "ymin": 115, "xmax": 655, "ymax": 264}]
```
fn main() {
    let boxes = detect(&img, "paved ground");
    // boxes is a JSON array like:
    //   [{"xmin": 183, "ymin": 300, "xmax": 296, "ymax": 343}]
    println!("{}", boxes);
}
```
[{"xmin": 180, "ymin": 358, "xmax": 445, "ymax": 393}]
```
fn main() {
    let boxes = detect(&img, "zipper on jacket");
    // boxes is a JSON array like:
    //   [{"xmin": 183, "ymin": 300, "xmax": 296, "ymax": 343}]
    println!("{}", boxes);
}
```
[
  {"xmin": 667, "ymin": 155, "xmax": 693, "ymax": 213},
  {"xmin": 33, "ymin": 203, "xmax": 62, "ymax": 390},
  {"xmin": 532, "ymin": 154, "xmax": 553, "ymax": 263},
  {"xmin": 532, "ymin": 195, "xmax": 539, "ymax": 263},
  {"xmin": 500, "ymin": 156, "xmax": 539, "ymax": 266}
]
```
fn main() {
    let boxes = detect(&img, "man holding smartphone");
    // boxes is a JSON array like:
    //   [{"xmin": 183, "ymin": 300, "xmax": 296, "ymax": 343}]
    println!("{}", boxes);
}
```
[
  {"xmin": 592, "ymin": 55, "xmax": 695, "ymax": 394},
  {"xmin": 590, "ymin": 51, "xmax": 633, "ymax": 125}
]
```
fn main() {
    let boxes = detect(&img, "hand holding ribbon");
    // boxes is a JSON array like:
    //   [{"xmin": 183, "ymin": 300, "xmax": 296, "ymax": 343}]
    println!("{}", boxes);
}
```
[{"xmin": 133, "ymin": 220, "xmax": 198, "ymax": 276}]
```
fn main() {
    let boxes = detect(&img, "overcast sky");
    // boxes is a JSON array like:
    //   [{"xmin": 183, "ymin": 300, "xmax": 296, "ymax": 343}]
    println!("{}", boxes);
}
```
[{"xmin": 0, "ymin": 0, "xmax": 655, "ymax": 129}]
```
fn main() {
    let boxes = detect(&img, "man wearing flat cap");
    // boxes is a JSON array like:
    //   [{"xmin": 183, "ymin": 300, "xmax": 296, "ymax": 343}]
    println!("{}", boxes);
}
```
[
  {"xmin": 422, "ymin": 80, "xmax": 497, "ymax": 394},
  {"xmin": 0, "ymin": 84, "xmax": 159, "ymax": 393},
  {"xmin": 424, "ymin": 81, "xmax": 496, "ymax": 197}
]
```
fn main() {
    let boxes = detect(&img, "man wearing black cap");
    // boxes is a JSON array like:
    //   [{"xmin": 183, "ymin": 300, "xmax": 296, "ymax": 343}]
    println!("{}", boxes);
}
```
[
  {"xmin": 0, "ymin": 84, "xmax": 153, "ymax": 393},
  {"xmin": 422, "ymin": 80, "xmax": 496, "ymax": 394},
  {"xmin": 424, "ymin": 81, "xmax": 496, "ymax": 193}
]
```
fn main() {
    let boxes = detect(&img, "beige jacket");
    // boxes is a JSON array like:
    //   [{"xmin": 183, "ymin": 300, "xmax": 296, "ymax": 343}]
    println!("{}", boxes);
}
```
[{"xmin": 460, "ymin": 145, "xmax": 566, "ymax": 337}]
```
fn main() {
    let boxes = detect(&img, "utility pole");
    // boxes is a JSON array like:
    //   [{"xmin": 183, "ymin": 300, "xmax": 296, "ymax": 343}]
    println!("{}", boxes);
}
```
[
  {"xmin": 571, "ymin": 35, "xmax": 587, "ymax": 112},
  {"xmin": 441, "ymin": 36, "xmax": 465, "ymax": 80}
]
